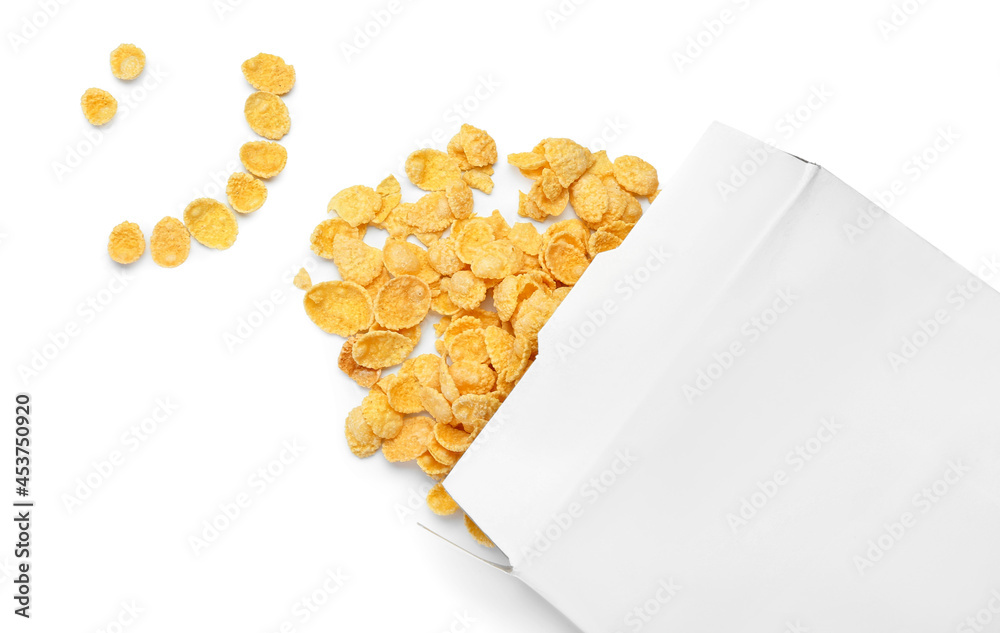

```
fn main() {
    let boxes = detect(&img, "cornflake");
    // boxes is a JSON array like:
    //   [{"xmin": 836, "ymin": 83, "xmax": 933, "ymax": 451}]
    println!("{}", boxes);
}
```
[
  {"xmin": 405, "ymin": 149, "xmax": 461, "ymax": 191},
  {"xmin": 81, "ymin": 88, "xmax": 117, "ymax": 126},
  {"xmin": 465, "ymin": 515, "xmax": 495, "ymax": 548},
  {"xmin": 244, "ymin": 91, "xmax": 290, "ymax": 140},
  {"xmin": 293, "ymin": 268, "xmax": 312, "ymax": 291},
  {"xmin": 303, "ymin": 281, "xmax": 373, "ymax": 336},
  {"xmin": 110, "ymin": 43, "xmax": 145, "ymax": 80},
  {"xmin": 311, "ymin": 218, "xmax": 365, "ymax": 259},
  {"xmin": 612, "ymin": 155, "xmax": 659, "ymax": 196},
  {"xmin": 427, "ymin": 483, "xmax": 459, "ymax": 516},
  {"xmin": 241, "ymin": 53, "xmax": 295, "ymax": 95},
  {"xmin": 149, "ymin": 217, "xmax": 190, "ymax": 268},
  {"xmin": 183, "ymin": 198, "xmax": 238, "ymax": 250},
  {"xmin": 239, "ymin": 141, "xmax": 287, "ymax": 179},
  {"xmin": 362, "ymin": 389, "xmax": 403, "ymax": 439},
  {"xmin": 328, "ymin": 185, "xmax": 381, "ymax": 227},
  {"xmin": 352, "ymin": 330, "xmax": 416, "ymax": 369},
  {"xmin": 107, "ymin": 221, "xmax": 145, "ymax": 264},
  {"xmin": 381, "ymin": 417, "xmax": 434, "ymax": 462},
  {"xmin": 226, "ymin": 172, "xmax": 267, "ymax": 213},
  {"xmin": 332, "ymin": 234, "xmax": 383, "ymax": 286},
  {"xmin": 345, "ymin": 406, "xmax": 382, "ymax": 458},
  {"xmin": 374, "ymin": 275, "xmax": 431, "ymax": 330}
]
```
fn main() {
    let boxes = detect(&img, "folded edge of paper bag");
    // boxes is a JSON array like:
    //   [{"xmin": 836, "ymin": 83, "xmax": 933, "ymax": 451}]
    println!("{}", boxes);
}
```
[{"xmin": 443, "ymin": 122, "xmax": 1000, "ymax": 632}]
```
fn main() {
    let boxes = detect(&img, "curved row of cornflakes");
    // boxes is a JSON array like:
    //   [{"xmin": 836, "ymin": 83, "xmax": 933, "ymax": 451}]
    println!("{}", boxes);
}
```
[{"xmin": 106, "ymin": 53, "xmax": 293, "ymax": 268}]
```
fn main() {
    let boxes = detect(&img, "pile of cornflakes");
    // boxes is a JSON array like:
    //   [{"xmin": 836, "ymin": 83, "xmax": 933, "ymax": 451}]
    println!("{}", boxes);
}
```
[
  {"xmin": 297, "ymin": 125, "xmax": 658, "ymax": 547},
  {"xmin": 105, "ymin": 52, "xmax": 293, "ymax": 268}
]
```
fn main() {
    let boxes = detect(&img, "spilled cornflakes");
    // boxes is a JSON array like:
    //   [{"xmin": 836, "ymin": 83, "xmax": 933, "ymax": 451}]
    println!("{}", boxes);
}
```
[{"xmin": 296, "ymin": 124, "xmax": 656, "ymax": 546}]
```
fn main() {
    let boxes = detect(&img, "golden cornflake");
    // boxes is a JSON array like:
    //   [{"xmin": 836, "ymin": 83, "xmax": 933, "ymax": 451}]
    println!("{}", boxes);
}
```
[
  {"xmin": 507, "ymin": 151, "xmax": 547, "ymax": 171},
  {"xmin": 338, "ymin": 337, "xmax": 381, "ymax": 388},
  {"xmin": 239, "ymin": 141, "xmax": 287, "ymax": 179},
  {"xmin": 410, "ymin": 354, "xmax": 441, "ymax": 388},
  {"xmin": 292, "ymin": 267, "xmax": 312, "ymax": 290},
  {"xmin": 471, "ymin": 240, "xmax": 522, "ymax": 279},
  {"xmin": 541, "ymin": 138, "xmax": 591, "ymax": 187},
  {"xmin": 149, "ymin": 217, "xmax": 190, "ymax": 268},
  {"xmin": 241, "ymin": 53, "xmax": 295, "ymax": 95},
  {"xmin": 374, "ymin": 175, "xmax": 401, "ymax": 222},
  {"xmin": 405, "ymin": 149, "xmax": 462, "ymax": 191},
  {"xmin": 434, "ymin": 421, "xmax": 473, "ymax": 453},
  {"xmin": 442, "ymin": 271, "xmax": 486, "ymax": 311},
  {"xmin": 352, "ymin": 330, "xmax": 415, "ymax": 369},
  {"xmin": 428, "ymin": 238, "xmax": 466, "ymax": 277},
  {"xmin": 528, "ymin": 179, "xmax": 569, "ymax": 217},
  {"xmin": 384, "ymin": 374, "xmax": 423, "ymax": 414},
  {"xmin": 427, "ymin": 437, "xmax": 461, "ymax": 466},
  {"xmin": 226, "ymin": 172, "xmax": 267, "ymax": 214},
  {"xmin": 445, "ymin": 179, "xmax": 475, "ymax": 220},
  {"xmin": 382, "ymin": 417, "xmax": 434, "ymax": 462},
  {"xmin": 420, "ymin": 386, "xmax": 454, "ymax": 424},
  {"xmin": 310, "ymin": 218, "xmax": 365, "ymax": 259},
  {"xmin": 303, "ymin": 281, "xmax": 374, "ymax": 336},
  {"xmin": 508, "ymin": 222, "xmax": 542, "ymax": 256},
  {"xmin": 417, "ymin": 452, "xmax": 452, "ymax": 479},
  {"xmin": 586, "ymin": 150, "xmax": 615, "ymax": 180},
  {"xmin": 431, "ymin": 292, "xmax": 461, "ymax": 316},
  {"xmin": 408, "ymin": 191, "xmax": 454, "ymax": 232},
  {"xmin": 382, "ymin": 238, "xmax": 440, "ymax": 284},
  {"xmin": 452, "ymin": 394, "xmax": 501, "ymax": 429},
  {"xmin": 448, "ymin": 329, "xmax": 489, "ymax": 364},
  {"xmin": 492, "ymin": 276, "xmax": 519, "ymax": 322},
  {"xmin": 438, "ymin": 359, "xmax": 461, "ymax": 403},
  {"xmin": 613, "ymin": 155, "xmax": 659, "ymax": 196},
  {"xmin": 588, "ymin": 229, "xmax": 623, "ymax": 257},
  {"xmin": 427, "ymin": 483, "xmax": 459, "ymax": 516},
  {"xmin": 454, "ymin": 218, "xmax": 494, "ymax": 265},
  {"xmin": 332, "ymin": 234, "xmax": 384, "ymax": 286},
  {"xmin": 183, "ymin": 198, "xmax": 238, "ymax": 250},
  {"xmin": 362, "ymin": 389, "xmax": 404, "ymax": 439},
  {"xmin": 328, "ymin": 185, "xmax": 381, "ymax": 228},
  {"xmin": 374, "ymin": 275, "xmax": 431, "ymax": 330},
  {"xmin": 81, "ymin": 88, "xmax": 117, "ymax": 126},
  {"xmin": 569, "ymin": 173, "xmax": 608, "ymax": 225},
  {"xmin": 449, "ymin": 361, "xmax": 496, "ymax": 396},
  {"xmin": 346, "ymin": 406, "xmax": 382, "ymax": 458},
  {"xmin": 458, "ymin": 123, "xmax": 497, "ymax": 167},
  {"xmin": 109, "ymin": 43, "xmax": 145, "ymax": 80},
  {"xmin": 517, "ymin": 191, "xmax": 546, "ymax": 221},
  {"xmin": 539, "ymin": 168, "xmax": 564, "ymax": 201},
  {"xmin": 462, "ymin": 168, "xmax": 494, "ymax": 194},
  {"xmin": 447, "ymin": 132, "xmax": 473, "ymax": 170},
  {"xmin": 244, "ymin": 91, "xmax": 290, "ymax": 140},
  {"xmin": 107, "ymin": 221, "xmax": 145, "ymax": 264},
  {"xmin": 465, "ymin": 515, "xmax": 494, "ymax": 548},
  {"xmin": 483, "ymin": 326, "xmax": 516, "ymax": 378}
]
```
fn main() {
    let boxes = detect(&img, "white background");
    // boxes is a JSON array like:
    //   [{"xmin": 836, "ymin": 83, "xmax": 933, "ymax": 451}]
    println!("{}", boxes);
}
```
[{"xmin": 1, "ymin": 0, "xmax": 998, "ymax": 631}]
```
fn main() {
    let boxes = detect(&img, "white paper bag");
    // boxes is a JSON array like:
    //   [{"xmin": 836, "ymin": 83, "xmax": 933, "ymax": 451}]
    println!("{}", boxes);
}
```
[{"xmin": 443, "ymin": 123, "xmax": 1000, "ymax": 632}]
